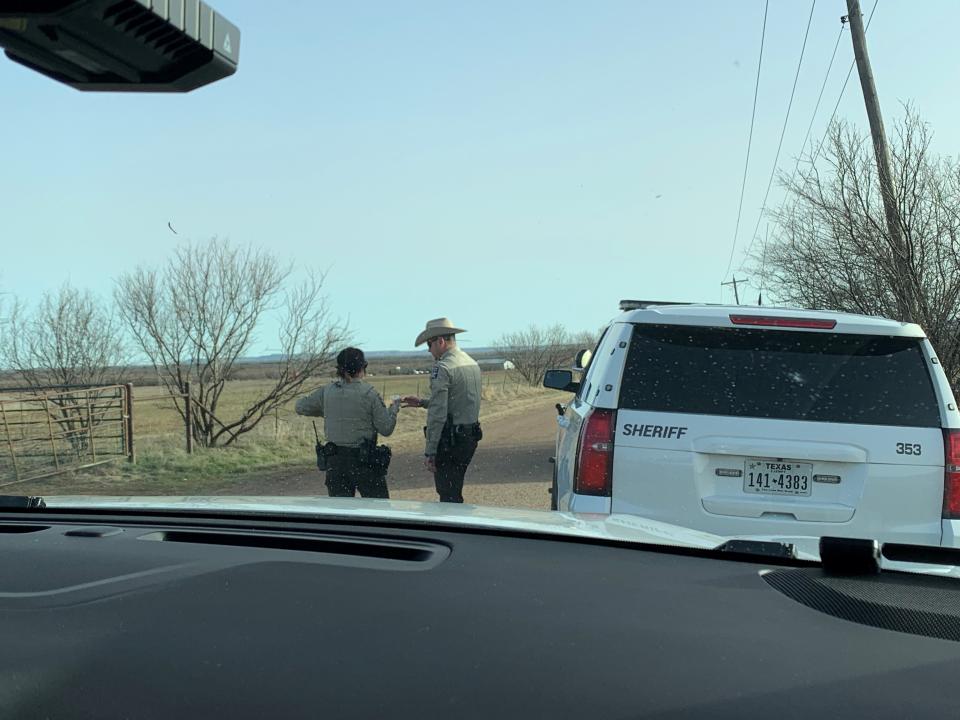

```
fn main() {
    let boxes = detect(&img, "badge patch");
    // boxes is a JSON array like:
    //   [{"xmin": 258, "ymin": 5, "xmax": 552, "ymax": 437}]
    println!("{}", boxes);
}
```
[{"xmin": 431, "ymin": 366, "xmax": 440, "ymax": 379}]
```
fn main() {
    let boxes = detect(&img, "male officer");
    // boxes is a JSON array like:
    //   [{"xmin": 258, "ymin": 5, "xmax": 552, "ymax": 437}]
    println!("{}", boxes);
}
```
[{"xmin": 402, "ymin": 318, "xmax": 482, "ymax": 503}]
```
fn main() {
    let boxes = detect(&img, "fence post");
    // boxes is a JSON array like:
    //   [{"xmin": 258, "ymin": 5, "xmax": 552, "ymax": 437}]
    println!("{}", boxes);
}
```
[
  {"xmin": 125, "ymin": 383, "xmax": 135, "ymax": 464},
  {"xmin": 86, "ymin": 391, "xmax": 96, "ymax": 461},
  {"xmin": 42, "ymin": 397, "xmax": 61, "ymax": 470},
  {"xmin": 0, "ymin": 402, "xmax": 21, "ymax": 481},
  {"xmin": 184, "ymin": 381, "xmax": 194, "ymax": 455},
  {"xmin": 274, "ymin": 408, "xmax": 279, "ymax": 440}
]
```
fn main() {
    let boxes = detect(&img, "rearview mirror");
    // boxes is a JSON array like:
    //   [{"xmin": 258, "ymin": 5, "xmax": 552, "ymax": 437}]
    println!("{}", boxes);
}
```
[
  {"xmin": 544, "ymin": 369, "xmax": 579, "ymax": 393},
  {"xmin": 574, "ymin": 349, "xmax": 592, "ymax": 370},
  {"xmin": 0, "ymin": 0, "xmax": 240, "ymax": 92}
]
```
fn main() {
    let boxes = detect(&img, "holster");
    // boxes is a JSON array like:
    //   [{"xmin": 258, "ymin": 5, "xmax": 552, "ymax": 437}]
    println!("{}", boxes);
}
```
[
  {"xmin": 358, "ymin": 437, "xmax": 392, "ymax": 473},
  {"xmin": 315, "ymin": 441, "xmax": 338, "ymax": 472}
]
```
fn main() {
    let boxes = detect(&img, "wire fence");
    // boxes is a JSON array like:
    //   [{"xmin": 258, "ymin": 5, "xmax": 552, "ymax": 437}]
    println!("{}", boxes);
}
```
[
  {"xmin": 373, "ymin": 370, "xmax": 531, "ymax": 400},
  {"xmin": 0, "ymin": 384, "xmax": 132, "ymax": 487},
  {"xmin": 0, "ymin": 372, "xmax": 541, "ymax": 483}
]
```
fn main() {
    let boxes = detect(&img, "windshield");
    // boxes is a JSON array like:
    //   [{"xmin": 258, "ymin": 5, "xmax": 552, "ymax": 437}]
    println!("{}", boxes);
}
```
[{"xmin": 3, "ymin": 1, "xmax": 959, "ymax": 563}]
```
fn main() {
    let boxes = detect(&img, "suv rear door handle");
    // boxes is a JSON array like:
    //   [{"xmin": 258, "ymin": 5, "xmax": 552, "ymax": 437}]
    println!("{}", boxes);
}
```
[
  {"xmin": 702, "ymin": 495, "xmax": 855, "ymax": 523},
  {"xmin": 692, "ymin": 437, "xmax": 867, "ymax": 463}
]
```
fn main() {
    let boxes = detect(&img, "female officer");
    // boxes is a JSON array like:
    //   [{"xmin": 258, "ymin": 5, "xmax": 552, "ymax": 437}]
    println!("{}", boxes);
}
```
[{"xmin": 295, "ymin": 347, "xmax": 400, "ymax": 498}]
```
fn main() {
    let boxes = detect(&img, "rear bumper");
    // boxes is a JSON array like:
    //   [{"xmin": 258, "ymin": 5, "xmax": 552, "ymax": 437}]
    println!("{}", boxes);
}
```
[
  {"xmin": 568, "ymin": 493, "xmax": 612, "ymax": 514},
  {"xmin": 942, "ymin": 520, "xmax": 960, "ymax": 548}
]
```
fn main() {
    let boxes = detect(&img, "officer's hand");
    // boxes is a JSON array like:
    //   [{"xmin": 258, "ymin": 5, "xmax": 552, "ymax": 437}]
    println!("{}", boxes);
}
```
[
  {"xmin": 425, "ymin": 456, "xmax": 436, "ymax": 473},
  {"xmin": 401, "ymin": 395, "xmax": 421, "ymax": 408}
]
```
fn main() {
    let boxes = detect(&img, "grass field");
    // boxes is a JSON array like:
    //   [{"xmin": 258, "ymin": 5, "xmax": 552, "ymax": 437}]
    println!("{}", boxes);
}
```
[
  {"xmin": 10, "ymin": 370, "xmax": 561, "ymax": 495},
  {"xmin": 130, "ymin": 369, "xmax": 538, "ymax": 445}
]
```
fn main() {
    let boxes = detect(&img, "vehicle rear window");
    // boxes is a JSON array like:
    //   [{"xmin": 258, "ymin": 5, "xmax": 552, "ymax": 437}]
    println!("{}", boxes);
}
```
[{"xmin": 619, "ymin": 324, "xmax": 941, "ymax": 427}]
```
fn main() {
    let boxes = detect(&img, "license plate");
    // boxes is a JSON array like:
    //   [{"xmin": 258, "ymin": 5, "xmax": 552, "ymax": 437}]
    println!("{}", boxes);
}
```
[{"xmin": 743, "ymin": 459, "xmax": 813, "ymax": 497}]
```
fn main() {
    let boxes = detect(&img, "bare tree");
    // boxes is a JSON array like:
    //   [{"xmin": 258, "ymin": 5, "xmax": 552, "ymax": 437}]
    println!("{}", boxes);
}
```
[
  {"xmin": 756, "ymin": 108, "xmax": 960, "ymax": 387},
  {"xmin": 1, "ymin": 284, "xmax": 127, "ymax": 389},
  {"xmin": 495, "ymin": 324, "xmax": 576, "ymax": 386},
  {"xmin": 571, "ymin": 329, "xmax": 601, "ymax": 352},
  {"xmin": 0, "ymin": 284, "xmax": 128, "ymax": 452},
  {"xmin": 115, "ymin": 238, "xmax": 348, "ymax": 448}
]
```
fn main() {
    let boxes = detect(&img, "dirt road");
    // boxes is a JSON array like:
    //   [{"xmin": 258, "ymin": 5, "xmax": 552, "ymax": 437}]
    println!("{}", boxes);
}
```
[{"xmin": 220, "ymin": 396, "xmax": 561, "ymax": 509}]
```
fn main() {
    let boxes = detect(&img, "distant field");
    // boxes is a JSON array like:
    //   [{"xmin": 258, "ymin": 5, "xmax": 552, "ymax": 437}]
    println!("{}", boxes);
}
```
[{"xmin": 0, "ymin": 349, "xmax": 509, "ymax": 389}]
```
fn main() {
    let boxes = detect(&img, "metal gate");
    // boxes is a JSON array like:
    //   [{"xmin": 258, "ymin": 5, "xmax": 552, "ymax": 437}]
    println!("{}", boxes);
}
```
[{"xmin": 0, "ymin": 385, "xmax": 133, "ymax": 487}]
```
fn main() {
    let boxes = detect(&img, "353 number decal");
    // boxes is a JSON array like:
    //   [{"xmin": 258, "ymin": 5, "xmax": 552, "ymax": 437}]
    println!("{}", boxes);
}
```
[{"xmin": 896, "ymin": 443, "xmax": 922, "ymax": 456}]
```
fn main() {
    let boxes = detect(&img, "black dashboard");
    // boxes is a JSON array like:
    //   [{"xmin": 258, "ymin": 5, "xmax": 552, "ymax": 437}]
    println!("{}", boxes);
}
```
[{"xmin": 1, "ymin": 509, "xmax": 959, "ymax": 719}]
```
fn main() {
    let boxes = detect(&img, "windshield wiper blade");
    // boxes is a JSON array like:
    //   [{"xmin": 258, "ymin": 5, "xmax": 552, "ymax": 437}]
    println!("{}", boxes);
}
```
[{"xmin": 0, "ymin": 496, "xmax": 46, "ymax": 510}]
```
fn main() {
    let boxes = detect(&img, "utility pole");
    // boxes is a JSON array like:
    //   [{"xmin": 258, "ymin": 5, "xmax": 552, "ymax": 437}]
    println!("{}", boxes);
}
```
[
  {"xmin": 721, "ymin": 277, "xmax": 745, "ymax": 305},
  {"xmin": 845, "ymin": 0, "xmax": 913, "ymax": 322}
]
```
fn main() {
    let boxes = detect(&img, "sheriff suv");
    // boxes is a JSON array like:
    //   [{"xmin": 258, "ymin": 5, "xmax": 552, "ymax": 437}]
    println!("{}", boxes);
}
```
[{"xmin": 544, "ymin": 301, "xmax": 960, "ymax": 547}]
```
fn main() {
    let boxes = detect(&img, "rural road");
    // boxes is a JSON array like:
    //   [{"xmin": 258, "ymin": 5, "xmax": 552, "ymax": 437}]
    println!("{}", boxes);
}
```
[{"xmin": 222, "ymin": 396, "xmax": 561, "ymax": 510}]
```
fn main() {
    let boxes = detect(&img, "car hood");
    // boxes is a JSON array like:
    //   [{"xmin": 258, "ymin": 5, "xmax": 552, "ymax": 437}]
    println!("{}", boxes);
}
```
[
  {"xmin": 38, "ymin": 496, "xmax": 960, "ymax": 574},
  {"xmin": 42, "ymin": 494, "xmax": 747, "ymax": 551}
]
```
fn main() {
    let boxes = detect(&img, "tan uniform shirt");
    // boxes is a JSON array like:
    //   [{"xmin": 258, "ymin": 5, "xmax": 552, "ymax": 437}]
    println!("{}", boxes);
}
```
[
  {"xmin": 295, "ymin": 379, "xmax": 398, "ymax": 448},
  {"xmin": 423, "ymin": 346, "xmax": 482, "ymax": 455}
]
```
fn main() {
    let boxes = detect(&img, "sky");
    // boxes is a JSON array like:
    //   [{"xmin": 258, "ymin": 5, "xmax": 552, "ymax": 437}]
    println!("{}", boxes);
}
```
[{"xmin": 3, "ymin": 0, "xmax": 960, "ymax": 354}]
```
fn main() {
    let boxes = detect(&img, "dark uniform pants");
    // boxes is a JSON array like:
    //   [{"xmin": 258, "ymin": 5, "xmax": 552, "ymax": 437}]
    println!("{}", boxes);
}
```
[
  {"xmin": 434, "ymin": 434, "xmax": 479, "ymax": 503},
  {"xmin": 326, "ymin": 450, "xmax": 389, "ymax": 499}
]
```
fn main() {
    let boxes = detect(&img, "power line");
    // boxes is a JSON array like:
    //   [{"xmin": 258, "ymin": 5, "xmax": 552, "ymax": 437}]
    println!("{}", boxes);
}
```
[
  {"xmin": 740, "ymin": 0, "xmax": 817, "ymax": 271},
  {"xmin": 748, "ymin": 0, "xmax": 880, "ymax": 302},
  {"xmin": 723, "ymin": 0, "xmax": 770, "ymax": 282},
  {"xmin": 807, "ymin": 0, "xmax": 880, "ymax": 172},
  {"xmin": 788, "ymin": 25, "xmax": 845, "ymax": 187}
]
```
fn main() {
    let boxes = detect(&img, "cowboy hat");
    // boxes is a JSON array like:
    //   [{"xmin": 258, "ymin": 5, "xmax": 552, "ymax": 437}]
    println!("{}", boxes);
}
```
[{"xmin": 415, "ymin": 317, "xmax": 467, "ymax": 347}]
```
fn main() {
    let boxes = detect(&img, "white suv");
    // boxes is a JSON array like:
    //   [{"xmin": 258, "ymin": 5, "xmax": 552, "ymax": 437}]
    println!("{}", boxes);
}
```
[{"xmin": 544, "ymin": 301, "xmax": 960, "ymax": 547}]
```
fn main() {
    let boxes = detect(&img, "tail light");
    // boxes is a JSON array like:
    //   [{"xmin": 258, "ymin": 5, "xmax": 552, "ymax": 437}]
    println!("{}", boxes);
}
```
[
  {"xmin": 943, "ymin": 430, "xmax": 960, "ymax": 519},
  {"xmin": 575, "ymin": 409, "xmax": 616, "ymax": 496}
]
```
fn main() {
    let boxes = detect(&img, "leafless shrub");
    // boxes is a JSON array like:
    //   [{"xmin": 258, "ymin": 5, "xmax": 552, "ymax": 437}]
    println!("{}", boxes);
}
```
[
  {"xmin": 0, "ymin": 284, "xmax": 128, "ymax": 452},
  {"xmin": 756, "ymin": 108, "xmax": 960, "ymax": 386},
  {"xmin": 495, "ymin": 324, "xmax": 577, "ymax": 386},
  {"xmin": 115, "ymin": 238, "xmax": 349, "ymax": 447}
]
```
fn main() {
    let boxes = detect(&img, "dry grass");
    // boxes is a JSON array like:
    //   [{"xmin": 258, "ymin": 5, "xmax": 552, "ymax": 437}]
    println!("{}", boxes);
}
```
[{"xmin": 130, "ymin": 370, "xmax": 546, "ymax": 448}]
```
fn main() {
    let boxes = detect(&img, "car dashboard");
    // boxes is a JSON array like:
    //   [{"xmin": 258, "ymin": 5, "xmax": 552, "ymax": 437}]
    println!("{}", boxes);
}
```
[{"xmin": 1, "ymin": 507, "xmax": 960, "ymax": 719}]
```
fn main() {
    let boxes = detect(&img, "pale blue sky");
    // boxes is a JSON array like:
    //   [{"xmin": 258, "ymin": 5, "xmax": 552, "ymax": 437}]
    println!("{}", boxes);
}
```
[{"xmin": 2, "ymin": 1, "xmax": 958, "ymax": 353}]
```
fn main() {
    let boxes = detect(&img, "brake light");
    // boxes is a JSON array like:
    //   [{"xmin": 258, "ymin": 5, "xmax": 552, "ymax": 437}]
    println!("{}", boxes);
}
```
[
  {"xmin": 943, "ymin": 430, "xmax": 960, "ymax": 519},
  {"xmin": 575, "ymin": 408, "xmax": 616, "ymax": 496},
  {"xmin": 729, "ymin": 314, "xmax": 837, "ymax": 330}
]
